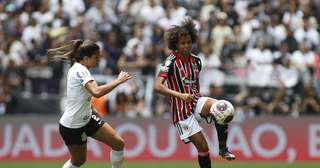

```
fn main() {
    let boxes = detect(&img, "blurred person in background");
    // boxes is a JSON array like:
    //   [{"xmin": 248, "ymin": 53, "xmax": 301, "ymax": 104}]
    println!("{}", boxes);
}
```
[
  {"xmin": 0, "ymin": 80, "xmax": 18, "ymax": 115},
  {"xmin": 300, "ymin": 85, "xmax": 320, "ymax": 114},
  {"xmin": 267, "ymin": 43, "xmax": 299, "ymax": 115},
  {"xmin": 290, "ymin": 41, "xmax": 315, "ymax": 87},
  {"xmin": 91, "ymin": 95, "xmax": 110, "ymax": 117},
  {"xmin": 154, "ymin": 18, "xmax": 235, "ymax": 168},
  {"xmin": 315, "ymin": 49, "xmax": 320, "ymax": 98},
  {"xmin": 117, "ymin": 23, "xmax": 149, "ymax": 73},
  {"xmin": 294, "ymin": 15, "xmax": 319, "ymax": 50},
  {"xmin": 210, "ymin": 11, "xmax": 234, "ymax": 58},
  {"xmin": 47, "ymin": 39, "xmax": 131, "ymax": 168}
]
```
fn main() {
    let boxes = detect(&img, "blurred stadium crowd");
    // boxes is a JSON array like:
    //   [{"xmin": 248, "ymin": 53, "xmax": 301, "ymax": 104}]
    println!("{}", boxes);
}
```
[{"xmin": 0, "ymin": 0, "xmax": 320, "ymax": 118}]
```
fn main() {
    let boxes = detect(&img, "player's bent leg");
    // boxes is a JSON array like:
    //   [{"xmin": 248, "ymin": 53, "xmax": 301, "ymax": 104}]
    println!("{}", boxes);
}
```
[
  {"xmin": 200, "ymin": 98, "xmax": 216, "ymax": 117},
  {"xmin": 64, "ymin": 144, "xmax": 87, "ymax": 167},
  {"xmin": 194, "ymin": 97, "xmax": 217, "ymax": 124},
  {"xmin": 92, "ymin": 122, "xmax": 124, "ymax": 150},
  {"xmin": 91, "ymin": 123, "xmax": 124, "ymax": 168},
  {"xmin": 189, "ymin": 132, "xmax": 211, "ymax": 168},
  {"xmin": 195, "ymin": 97, "xmax": 236, "ymax": 161}
]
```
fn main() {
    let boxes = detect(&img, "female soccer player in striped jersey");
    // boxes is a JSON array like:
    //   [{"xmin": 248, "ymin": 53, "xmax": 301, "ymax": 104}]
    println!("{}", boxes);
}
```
[
  {"xmin": 154, "ymin": 18, "xmax": 235, "ymax": 168},
  {"xmin": 48, "ymin": 40, "xmax": 131, "ymax": 168}
]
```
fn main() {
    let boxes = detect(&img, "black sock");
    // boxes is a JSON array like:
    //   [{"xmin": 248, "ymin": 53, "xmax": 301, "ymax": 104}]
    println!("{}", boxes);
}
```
[
  {"xmin": 198, "ymin": 153, "xmax": 211, "ymax": 168},
  {"xmin": 215, "ymin": 123, "xmax": 228, "ymax": 150}
]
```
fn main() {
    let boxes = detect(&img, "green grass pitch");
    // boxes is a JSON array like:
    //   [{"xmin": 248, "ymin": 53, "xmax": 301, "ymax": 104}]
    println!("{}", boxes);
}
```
[{"xmin": 0, "ymin": 162, "xmax": 319, "ymax": 168}]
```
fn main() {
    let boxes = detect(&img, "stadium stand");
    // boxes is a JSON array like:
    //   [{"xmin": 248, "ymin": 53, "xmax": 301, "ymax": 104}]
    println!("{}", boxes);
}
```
[{"xmin": 0, "ymin": 0, "xmax": 319, "ymax": 118}]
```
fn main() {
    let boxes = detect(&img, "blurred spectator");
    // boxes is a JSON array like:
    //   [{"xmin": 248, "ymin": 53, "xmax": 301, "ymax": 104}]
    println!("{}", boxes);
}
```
[
  {"xmin": 267, "ymin": 43, "xmax": 299, "ymax": 115},
  {"xmin": 91, "ymin": 96, "xmax": 109, "ymax": 117},
  {"xmin": 294, "ymin": 16, "xmax": 319, "ymax": 50},
  {"xmin": 268, "ymin": 14, "xmax": 287, "ymax": 48},
  {"xmin": 199, "ymin": 44, "xmax": 225, "ymax": 95},
  {"xmin": 247, "ymin": 17, "xmax": 275, "ymax": 50},
  {"xmin": 217, "ymin": 0, "xmax": 239, "ymax": 27},
  {"xmin": 282, "ymin": 27, "xmax": 299, "ymax": 53},
  {"xmin": 0, "ymin": 83, "xmax": 17, "ymax": 115},
  {"xmin": 211, "ymin": 11, "xmax": 234, "ymax": 57},
  {"xmin": 139, "ymin": 0, "xmax": 165, "ymax": 25},
  {"xmin": 315, "ymin": 50, "xmax": 320, "ymax": 98},
  {"xmin": 282, "ymin": 0, "xmax": 303, "ymax": 30},
  {"xmin": 234, "ymin": 87, "xmax": 266, "ymax": 116},
  {"xmin": 290, "ymin": 41, "xmax": 315, "ymax": 85},
  {"xmin": 246, "ymin": 38, "xmax": 273, "ymax": 87},
  {"xmin": 300, "ymin": 85, "xmax": 320, "ymax": 114},
  {"xmin": 4, "ymin": 59, "xmax": 25, "ymax": 91},
  {"xmin": 118, "ymin": 24, "xmax": 149, "ymax": 73}
]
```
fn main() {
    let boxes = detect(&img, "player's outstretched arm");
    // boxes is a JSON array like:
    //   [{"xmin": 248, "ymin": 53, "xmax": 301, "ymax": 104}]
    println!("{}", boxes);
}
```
[
  {"xmin": 85, "ymin": 71, "xmax": 132, "ymax": 98},
  {"xmin": 154, "ymin": 76, "xmax": 193, "ymax": 102}
]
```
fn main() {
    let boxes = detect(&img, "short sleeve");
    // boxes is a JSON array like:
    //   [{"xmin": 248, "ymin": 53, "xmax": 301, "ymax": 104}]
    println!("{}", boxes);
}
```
[
  {"xmin": 75, "ymin": 67, "xmax": 94, "ymax": 86},
  {"xmin": 195, "ymin": 56, "xmax": 203, "ymax": 72},
  {"xmin": 198, "ymin": 57, "xmax": 203, "ymax": 72},
  {"xmin": 159, "ymin": 56, "xmax": 174, "ymax": 78}
]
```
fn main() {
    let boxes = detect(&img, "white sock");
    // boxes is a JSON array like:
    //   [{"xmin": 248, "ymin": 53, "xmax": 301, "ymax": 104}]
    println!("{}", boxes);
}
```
[
  {"xmin": 110, "ymin": 150, "xmax": 124, "ymax": 168},
  {"xmin": 62, "ymin": 159, "xmax": 79, "ymax": 168}
]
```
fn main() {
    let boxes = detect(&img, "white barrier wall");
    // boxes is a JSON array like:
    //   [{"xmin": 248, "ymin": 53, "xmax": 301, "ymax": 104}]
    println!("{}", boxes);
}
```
[{"xmin": 0, "ymin": 116, "xmax": 319, "ymax": 162}]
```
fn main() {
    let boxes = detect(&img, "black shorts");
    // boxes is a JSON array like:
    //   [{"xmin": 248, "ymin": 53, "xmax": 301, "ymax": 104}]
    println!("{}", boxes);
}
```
[{"xmin": 59, "ymin": 111, "xmax": 105, "ymax": 145}]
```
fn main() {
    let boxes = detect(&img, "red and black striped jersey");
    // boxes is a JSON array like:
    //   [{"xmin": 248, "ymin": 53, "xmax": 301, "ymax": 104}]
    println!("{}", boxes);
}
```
[{"xmin": 159, "ymin": 52, "xmax": 202, "ymax": 123}]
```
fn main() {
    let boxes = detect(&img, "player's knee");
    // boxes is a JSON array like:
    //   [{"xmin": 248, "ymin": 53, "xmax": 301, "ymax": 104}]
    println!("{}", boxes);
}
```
[
  {"xmin": 112, "ymin": 137, "xmax": 125, "ymax": 151},
  {"xmin": 201, "ymin": 98, "xmax": 216, "ymax": 117},
  {"xmin": 197, "ymin": 143, "xmax": 209, "ymax": 153},
  {"xmin": 118, "ymin": 138, "xmax": 125, "ymax": 150}
]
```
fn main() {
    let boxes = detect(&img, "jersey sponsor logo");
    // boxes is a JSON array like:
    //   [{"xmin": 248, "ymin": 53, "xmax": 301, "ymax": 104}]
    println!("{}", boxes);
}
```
[{"xmin": 182, "ymin": 77, "xmax": 196, "ymax": 85}]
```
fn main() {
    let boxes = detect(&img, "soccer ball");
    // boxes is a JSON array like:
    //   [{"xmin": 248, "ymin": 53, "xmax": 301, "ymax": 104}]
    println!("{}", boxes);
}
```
[{"xmin": 210, "ymin": 100, "xmax": 235, "ymax": 125}]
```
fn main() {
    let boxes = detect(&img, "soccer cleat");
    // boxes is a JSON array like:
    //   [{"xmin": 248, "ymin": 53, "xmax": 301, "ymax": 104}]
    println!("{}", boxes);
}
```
[{"xmin": 219, "ymin": 148, "xmax": 235, "ymax": 161}]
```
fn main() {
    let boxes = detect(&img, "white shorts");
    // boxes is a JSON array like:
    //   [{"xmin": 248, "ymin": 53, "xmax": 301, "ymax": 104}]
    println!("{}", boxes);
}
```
[
  {"xmin": 175, "ymin": 115, "xmax": 202, "ymax": 143},
  {"xmin": 194, "ymin": 97, "xmax": 213, "ymax": 124},
  {"xmin": 195, "ymin": 97, "xmax": 210, "ymax": 115}
]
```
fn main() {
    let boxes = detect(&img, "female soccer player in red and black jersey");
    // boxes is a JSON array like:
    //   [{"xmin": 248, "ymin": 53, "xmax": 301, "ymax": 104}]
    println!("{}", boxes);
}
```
[{"xmin": 154, "ymin": 18, "xmax": 235, "ymax": 168}]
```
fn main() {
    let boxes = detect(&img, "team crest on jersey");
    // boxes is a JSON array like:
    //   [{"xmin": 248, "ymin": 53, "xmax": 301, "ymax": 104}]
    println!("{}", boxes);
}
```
[
  {"xmin": 76, "ymin": 72, "xmax": 83, "ymax": 78},
  {"xmin": 192, "ymin": 63, "xmax": 199, "ymax": 73}
]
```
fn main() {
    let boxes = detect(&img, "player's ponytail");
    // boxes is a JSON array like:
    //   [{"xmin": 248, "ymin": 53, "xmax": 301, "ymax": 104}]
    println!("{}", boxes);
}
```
[
  {"xmin": 47, "ymin": 39, "xmax": 100, "ymax": 63},
  {"xmin": 47, "ymin": 39, "xmax": 83, "ymax": 63}
]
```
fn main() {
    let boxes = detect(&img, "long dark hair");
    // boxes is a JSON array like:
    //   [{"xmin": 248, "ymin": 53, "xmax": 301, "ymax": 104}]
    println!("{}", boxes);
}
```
[
  {"xmin": 165, "ymin": 17, "xmax": 198, "ymax": 51},
  {"xmin": 47, "ymin": 39, "xmax": 100, "ymax": 63}
]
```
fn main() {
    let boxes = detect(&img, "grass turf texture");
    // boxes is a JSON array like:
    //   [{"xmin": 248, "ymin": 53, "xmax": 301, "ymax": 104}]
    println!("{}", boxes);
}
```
[{"xmin": 0, "ymin": 162, "xmax": 319, "ymax": 168}]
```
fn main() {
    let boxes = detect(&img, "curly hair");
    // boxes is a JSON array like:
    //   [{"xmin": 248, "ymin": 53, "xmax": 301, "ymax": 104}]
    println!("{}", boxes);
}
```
[{"xmin": 165, "ymin": 17, "xmax": 198, "ymax": 51}]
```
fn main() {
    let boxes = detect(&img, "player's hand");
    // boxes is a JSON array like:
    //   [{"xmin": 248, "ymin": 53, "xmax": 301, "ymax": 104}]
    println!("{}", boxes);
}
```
[
  {"xmin": 180, "ymin": 93, "xmax": 194, "ymax": 102},
  {"xmin": 117, "ymin": 71, "xmax": 132, "ymax": 84}
]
